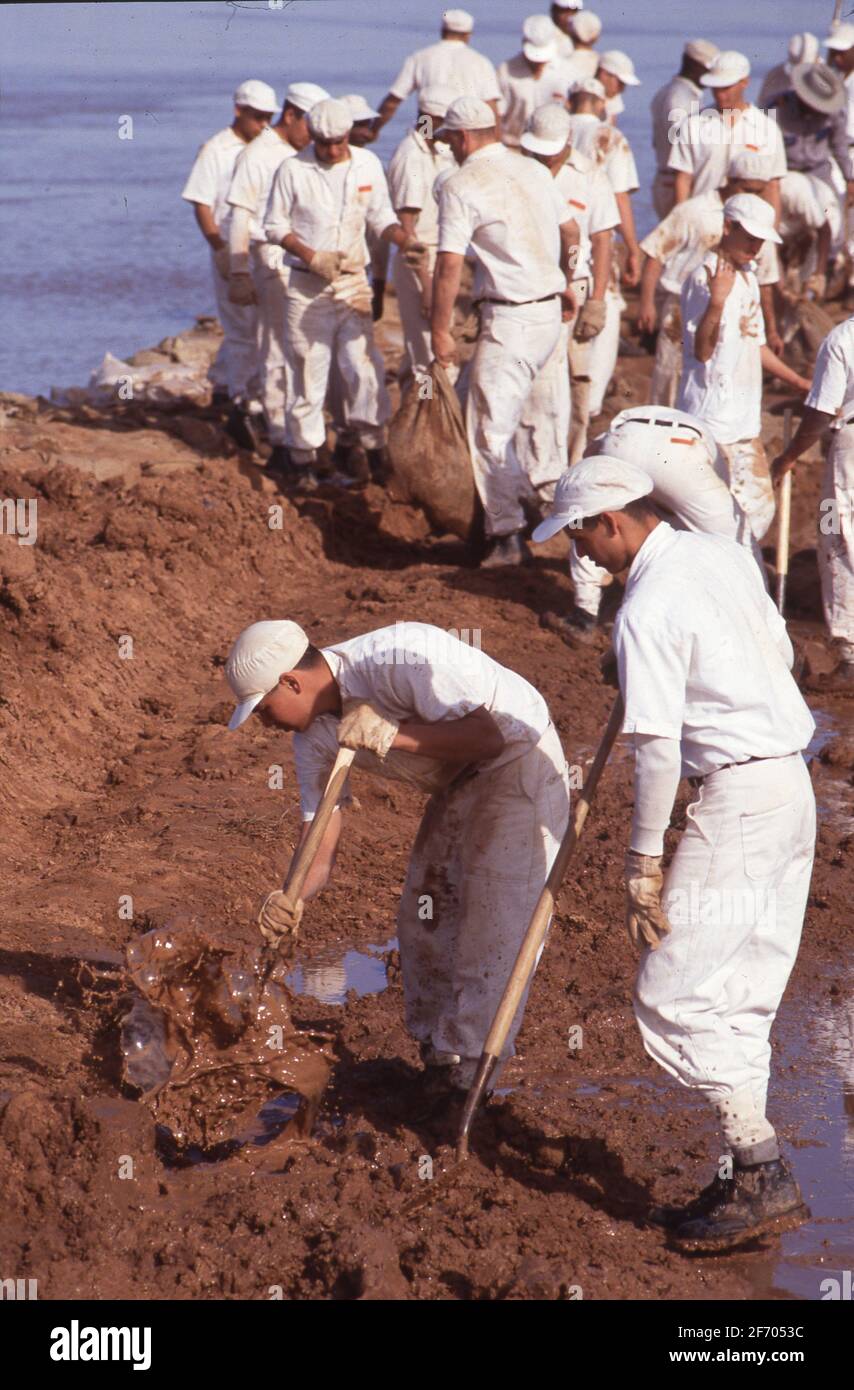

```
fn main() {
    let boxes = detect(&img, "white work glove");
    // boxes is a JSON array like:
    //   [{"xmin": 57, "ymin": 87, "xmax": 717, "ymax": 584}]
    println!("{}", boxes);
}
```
[
  {"xmin": 228, "ymin": 272, "xmax": 257, "ymax": 306},
  {"xmin": 624, "ymin": 850, "xmax": 672, "ymax": 952},
  {"xmin": 309, "ymin": 249, "xmax": 346, "ymax": 282},
  {"xmin": 574, "ymin": 297, "xmax": 607, "ymax": 343},
  {"xmin": 337, "ymin": 698, "xmax": 399, "ymax": 760},
  {"xmin": 213, "ymin": 245, "xmax": 231, "ymax": 279},
  {"xmin": 258, "ymin": 890, "xmax": 304, "ymax": 947}
]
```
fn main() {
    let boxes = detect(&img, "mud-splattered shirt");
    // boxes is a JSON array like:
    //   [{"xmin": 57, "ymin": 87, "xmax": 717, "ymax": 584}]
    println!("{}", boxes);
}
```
[
  {"xmin": 553, "ymin": 147, "xmax": 619, "ymax": 281},
  {"xmin": 806, "ymin": 316, "xmax": 854, "ymax": 428},
  {"xmin": 667, "ymin": 103, "xmax": 787, "ymax": 197},
  {"xmin": 496, "ymin": 51, "xmax": 585, "ymax": 146},
  {"xmin": 677, "ymin": 251, "xmax": 765, "ymax": 444},
  {"xmin": 264, "ymin": 145, "xmax": 397, "ymax": 271},
  {"xmin": 641, "ymin": 190, "xmax": 778, "ymax": 296},
  {"xmin": 387, "ymin": 127, "xmax": 455, "ymax": 245}
]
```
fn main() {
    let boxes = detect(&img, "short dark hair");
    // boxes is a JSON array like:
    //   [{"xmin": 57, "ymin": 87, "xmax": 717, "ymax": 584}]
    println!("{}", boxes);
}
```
[
  {"xmin": 622, "ymin": 496, "xmax": 661, "ymax": 522},
  {"xmin": 294, "ymin": 643, "xmax": 324, "ymax": 670}
]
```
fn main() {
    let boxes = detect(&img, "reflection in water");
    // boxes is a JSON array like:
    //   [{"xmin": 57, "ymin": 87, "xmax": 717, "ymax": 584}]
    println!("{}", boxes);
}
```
[{"xmin": 287, "ymin": 939, "xmax": 396, "ymax": 1006}]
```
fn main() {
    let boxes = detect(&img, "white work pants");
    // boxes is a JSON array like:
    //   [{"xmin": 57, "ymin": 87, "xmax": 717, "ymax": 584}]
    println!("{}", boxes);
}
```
[
  {"xmin": 514, "ymin": 318, "xmax": 571, "ymax": 500},
  {"xmin": 209, "ymin": 249, "xmax": 258, "ymax": 402},
  {"xmin": 249, "ymin": 244, "xmax": 289, "ymax": 445},
  {"xmin": 587, "ymin": 288, "xmax": 623, "ymax": 417},
  {"xmin": 819, "ymin": 422, "xmax": 854, "ymax": 659},
  {"xmin": 649, "ymin": 291, "xmax": 681, "ymax": 408},
  {"xmin": 397, "ymin": 722, "xmax": 571, "ymax": 1077},
  {"xmin": 634, "ymin": 754, "xmax": 815, "ymax": 1109},
  {"xmin": 283, "ymin": 269, "xmax": 390, "ymax": 461},
  {"xmin": 392, "ymin": 244, "xmax": 437, "ymax": 385},
  {"xmin": 720, "ymin": 437, "xmax": 775, "ymax": 542},
  {"xmin": 466, "ymin": 298, "xmax": 564, "ymax": 538}
]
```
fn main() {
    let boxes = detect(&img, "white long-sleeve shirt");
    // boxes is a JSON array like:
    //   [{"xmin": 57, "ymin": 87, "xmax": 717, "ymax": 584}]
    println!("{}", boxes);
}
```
[{"xmin": 264, "ymin": 145, "xmax": 397, "ymax": 270}]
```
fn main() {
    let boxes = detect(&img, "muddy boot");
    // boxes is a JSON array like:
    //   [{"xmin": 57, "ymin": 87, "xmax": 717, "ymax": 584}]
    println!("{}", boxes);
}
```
[
  {"xmin": 647, "ymin": 1170, "xmax": 732, "ymax": 1230},
  {"xmin": 672, "ymin": 1157, "xmax": 810, "ymax": 1253},
  {"xmin": 367, "ymin": 446, "xmax": 391, "ymax": 484},
  {"xmin": 266, "ymin": 444, "xmax": 291, "ymax": 480},
  {"xmin": 343, "ymin": 443, "xmax": 371, "ymax": 483},
  {"xmin": 480, "ymin": 532, "xmax": 530, "ymax": 568},
  {"xmin": 225, "ymin": 402, "xmax": 262, "ymax": 453}
]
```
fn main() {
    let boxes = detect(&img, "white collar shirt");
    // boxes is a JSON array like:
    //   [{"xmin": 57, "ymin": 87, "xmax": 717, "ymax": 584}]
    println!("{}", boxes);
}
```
[
  {"xmin": 497, "ymin": 51, "xmax": 584, "ymax": 145},
  {"xmin": 676, "ymin": 251, "xmax": 765, "ymax": 444},
  {"xmin": 389, "ymin": 38, "xmax": 500, "ymax": 104},
  {"xmin": 387, "ymin": 127, "xmax": 455, "ymax": 245},
  {"xmin": 264, "ymin": 144, "xmax": 397, "ymax": 269},
  {"xmin": 667, "ymin": 102, "xmax": 788, "ymax": 195},
  {"xmin": 227, "ymin": 126, "xmax": 297, "ymax": 241},
  {"xmin": 614, "ymin": 523, "xmax": 815, "ymax": 777},
  {"xmin": 806, "ymin": 315, "xmax": 854, "ymax": 428},
  {"xmin": 437, "ymin": 142, "xmax": 569, "ymax": 301},
  {"xmin": 292, "ymin": 622, "xmax": 551, "ymax": 818},
  {"xmin": 650, "ymin": 74, "xmax": 704, "ymax": 170},
  {"xmin": 641, "ymin": 190, "xmax": 778, "ymax": 295},
  {"xmin": 181, "ymin": 126, "xmax": 247, "ymax": 230},
  {"xmin": 553, "ymin": 148, "xmax": 619, "ymax": 279}
]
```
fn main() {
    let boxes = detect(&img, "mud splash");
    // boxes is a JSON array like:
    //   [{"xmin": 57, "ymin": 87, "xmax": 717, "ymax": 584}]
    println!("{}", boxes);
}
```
[{"xmin": 121, "ymin": 926, "xmax": 332, "ymax": 1161}]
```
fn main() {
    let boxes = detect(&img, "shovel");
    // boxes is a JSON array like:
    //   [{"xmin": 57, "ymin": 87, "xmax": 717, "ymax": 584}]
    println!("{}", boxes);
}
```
[
  {"xmin": 776, "ymin": 407, "xmax": 793, "ymax": 615},
  {"xmin": 456, "ymin": 695, "xmax": 625, "ymax": 1160}
]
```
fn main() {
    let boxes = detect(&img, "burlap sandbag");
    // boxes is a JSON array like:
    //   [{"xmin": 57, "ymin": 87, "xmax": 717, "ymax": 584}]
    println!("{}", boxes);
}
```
[{"xmin": 388, "ymin": 362, "xmax": 480, "ymax": 542}]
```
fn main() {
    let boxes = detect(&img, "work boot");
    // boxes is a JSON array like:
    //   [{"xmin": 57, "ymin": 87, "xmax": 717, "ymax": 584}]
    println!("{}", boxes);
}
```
[
  {"xmin": 225, "ymin": 402, "xmax": 262, "ymax": 453},
  {"xmin": 647, "ymin": 1170, "xmax": 733, "ymax": 1230},
  {"xmin": 672, "ymin": 1157, "xmax": 810, "ymax": 1253},
  {"xmin": 266, "ymin": 444, "xmax": 291, "ymax": 480},
  {"xmin": 367, "ymin": 446, "xmax": 391, "ymax": 484},
  {"xmin": 480, "ymin": 532, "xmax": 530, "ymax": 568}
]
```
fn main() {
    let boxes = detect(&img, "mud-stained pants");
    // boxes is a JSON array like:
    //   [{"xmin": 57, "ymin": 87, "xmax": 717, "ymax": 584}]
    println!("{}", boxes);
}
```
[
  {"xmin": 587, "ymin": 286, "xmax": 623, "ymax": 417},
  {"xmin": 392, "ymin": 244, "xmax": 437, "ymax": 386},
  {"xmin": 209, "ymin": 248, "xmax": 259, "ymax": 402},
  {"xmin": 249, "ymin": 243, "xmax": 289, "ymax": 445},
  {"xmin": 397, "ymin": 722, "xmax": 571, "ymax": 1082},
  {"xmin": 650, "ymin": 291, "xmax": 681, "ymax": 408},
  {"xmin": 720, "ymin": 436, "xmax": 775, "ymax": 542},
  {"xmin": 513, "ymin": 319, "xmax": 571, "ymax": 505},
  {"xmin": 819, "ymin": 421, "xmax": 854, "ymax": 661}
]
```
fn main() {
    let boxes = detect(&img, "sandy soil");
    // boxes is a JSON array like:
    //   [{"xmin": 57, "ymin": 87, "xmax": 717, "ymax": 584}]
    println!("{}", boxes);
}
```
[{"xmin": 0, "ymin": 293, "xmax": 851, "ymax": 1302}]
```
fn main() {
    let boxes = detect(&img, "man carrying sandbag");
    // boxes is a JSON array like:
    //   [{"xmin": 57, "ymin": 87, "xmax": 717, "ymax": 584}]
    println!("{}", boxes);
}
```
[{"xmin": 224, "ymin": 618, "xmax": 570, "ymax": 1095}]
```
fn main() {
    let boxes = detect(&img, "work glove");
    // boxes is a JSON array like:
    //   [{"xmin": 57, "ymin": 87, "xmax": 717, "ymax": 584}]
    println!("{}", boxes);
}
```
[
  {"xmin": 372, "ymin": 280, "xmax": 385, "ymax": 322},
  {"xmin": 213, "ymin": 245, "xmax": 231, "ymax": 280},
  {"xmin": 258, "ymin": 889, "xmax": 304, "ymax": 947},
  {"xmin": 804, "ymin": 272, "xmax": 826, "ymax": 301},
  {"xmin": 624, "ymin": 850, "xmax": 671, "ymax": 952},
  {"xmin": 574, "ymin": 297, "xmax": 607, "ymax": 343},
  {"xmin": 310, "ymin": 249, "xmax": 346, "ymax": 282},
  {"xmin": 337, "ymin": 698, "xmax": 399, "ymax": 760},
  {"xmin": 402, "ymin": 239, "xmax": 429, "ymax": 269},
  {"xmin": 228, "ymin": 273, "xmax": 257, "ymax": 306}
]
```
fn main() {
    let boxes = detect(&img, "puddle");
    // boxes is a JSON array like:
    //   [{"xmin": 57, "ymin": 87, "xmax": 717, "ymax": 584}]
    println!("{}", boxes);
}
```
[{"xmin": 287, "ymin": 938, "xmax": 396, "ymax": 1006}]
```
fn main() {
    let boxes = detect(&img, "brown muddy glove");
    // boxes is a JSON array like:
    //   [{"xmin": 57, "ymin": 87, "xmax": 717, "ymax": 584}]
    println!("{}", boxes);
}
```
[
  {"xmin": 228, "ymin": 272, "xmax": 257, "ymax": 306},
  {"xmin": 337, "ymin": 698, "xmax": 399, "ymax": 759},
  {"xmin": 213, "ymin": 245, "xmax": 231, "ymax": 279},
  {"xmin": 574, "ymin": 296, "xmax": 607, "ymax": 343},
  {"xmin": 402, "ymin": 239, "xmax": 429, "ymax": 268},
  {"xmin": 258, "ymin": 890, "xmax": 304, "ymax": 947},
  {"xmin": 625, "ymin": 850, "xmax": 672, "ymax": 951},
  {"xmin": 310, "ymin": 249, "xmax": 346, "ymax": 282}
]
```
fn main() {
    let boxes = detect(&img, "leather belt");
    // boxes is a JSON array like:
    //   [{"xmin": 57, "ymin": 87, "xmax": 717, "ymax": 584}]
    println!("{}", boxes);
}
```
[
  {"xmin": 476, "ymin": 292, "xmax": 559, "ymax": 308},
  {"xmin": 688, "ymin": 754, "xmax": 775, "ymax": 790}
]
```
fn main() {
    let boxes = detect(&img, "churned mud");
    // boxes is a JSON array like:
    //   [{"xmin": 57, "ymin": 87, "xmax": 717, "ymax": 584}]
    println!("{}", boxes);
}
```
[{"xmin": 0, "ymin": 291, "xmax": 851, "ymax": 1300}]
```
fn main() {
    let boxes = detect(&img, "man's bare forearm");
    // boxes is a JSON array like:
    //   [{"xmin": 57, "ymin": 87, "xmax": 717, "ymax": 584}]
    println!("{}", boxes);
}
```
[
  {"xmin": 431, "ymin": 251, "xmax": 463, "ymax": 334},
  {"xmin": 694, "ymin": 301, "xmax": 724, "ymax": 362}
]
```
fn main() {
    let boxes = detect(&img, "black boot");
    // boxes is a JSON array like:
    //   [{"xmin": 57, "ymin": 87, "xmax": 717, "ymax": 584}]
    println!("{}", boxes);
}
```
[
  {"xmin": 266, "ymin": 445, "xmax": 291, "ymax": 479},
  {"xmin": 367, "ymin": 446, "xmax": 391, "ymax": 484},
  {"xmin": 647, "ymin": 1170, "xmax": 732, "ymax": 1230},
  {"xmin": 480, "ymin": 532, "xmax": 530, "ymax": 569},
  {"xmin": 225, "ymin": 402, "xmax": 262, "ymax": 452},
  {"xmin": 672, "ymin": 1157, "xmax": 809, "ymax": 1253}
]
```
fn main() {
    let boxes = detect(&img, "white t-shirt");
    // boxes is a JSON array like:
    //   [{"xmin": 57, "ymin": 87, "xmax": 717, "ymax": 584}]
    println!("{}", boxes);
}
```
[
  {"xmin": 649, "ymin": 74, "xmax": 704, "ymax": 172},
  {"xmin": 779, "ymin": 170, "xmax": 835, "ymax": 243},
  {"xmin": 667, "ymin": 102, "xmax": 788, "ymax": 196},
  {"xmin": 181, "ymin": 126, "xmax": 248, "ymax": 231},
  {"xmin": 641, "ymin": 189, "xmax": 779, "ymax": 296},
  {"xmin": 497, "ymin": 52, "xmax": 583, "ymax": 146},
  {"xmin": 806, "ymin": 316, "xmax": 854, "ymax": 428},
  {"xmin": 390, "ymin": 38, "xmax": 500, "ymax": 104},
  {"xmin": 438, "ymin": 142, "xmax": 568, "ymax": 301},
  {"xmin": 614, "ymin": 523, "xmax": 815, "ymax": 778},
  {"xmin": 264, "ymin": 145, "xmax": 397, "ymax": 270},
  {"xmin": 227, "ymin": 125, "xmax": 297, "ymax": 241},
  {"xmin": 677, "ymin": 251, "xmax": 766, "ymax": 444},
  {"xmin": 553, "ymin": 148, "xmax": 619, "ymax": 280},
  {"xmin": 568, "ymin": 113, "xmax": 639, "ymax": 194},
  {"xmin": 292, "ymin": 623, "xmax": 551, "ymax": 819},
  {"xmin": 387, "ymin": 127, "xmax": 455, "ymax": 244}
]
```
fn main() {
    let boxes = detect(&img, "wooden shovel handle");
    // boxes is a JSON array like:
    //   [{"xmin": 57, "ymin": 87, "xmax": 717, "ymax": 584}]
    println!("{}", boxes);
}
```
[{"xmin": 282, "ymin": 745, "xmax": 356, "ymax": 909}]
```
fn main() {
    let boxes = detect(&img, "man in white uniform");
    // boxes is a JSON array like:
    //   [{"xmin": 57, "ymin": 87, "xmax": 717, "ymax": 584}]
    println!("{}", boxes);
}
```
[
  {"xmin": 772, "ymin": 315, "xmax": 854, "ymax": 685},
  {"xmin": 226, "ymin": 82, "xmax": 329, "ymax": 475},
  {"xmin": 549, "ymin": 1, "xmax": 582, "ymax": 60},
  {"xmin": 596, "ymin": 49, "xmax": 640, "ymax": 127},
  {"xmin": 431, "ymin": 97, "xmax": 578, "ymax": 567},
  {"xmin": 224, "ymin": 619, "xmax": 571, "ymax": 1095},
  {"xmin": 534, "ymin": 457, "xmax": 816, "ymax": 1252},
  {"xmin": 568, "ymin": 78, "xmax": 642, "ymax": 416},
  {"xmin": 825, "ymin": 24, "xmax": 854, "ymax": 290},
  {"xmin": 264, "ymin": 99, "xmax": 422, "ymax": 489},
  {"xmin": 649, "ymin": 40, "xmax": 719, "ymax": 218},
  {"xmin": 668, "ymin": 51, "xmax": 788, "ymax": 222},
  {"xmin": 374, "ymin": 9, "xmax": 500, "ymax": 135},
  {"xmin": 638, "ymin": 153, "xmax": 782, "ymax": 407},
  {"xmin": 568, "ymin": 11, "xmax": 602, "ymax": 80},
  {"xmin": 496, "ymin": 15, "xmax": 582, "ymax": 149},
  {"xmin": 560, "ymin": 404, "xmax": 765, "ymax": 637},
  {"xmin": 387, "ymin": 86, "xmax": 456, "ymax": 384},
  {"xmin": 520, "ymin": 103, "xmax": 618, "ymax": 465},
  {"xmin": 181, "ymin": 80, "xmax": 278, "ymax": 436},
  {"xmin": 677, "ymin": 194, "xmax": 811, "ymax": 541}
]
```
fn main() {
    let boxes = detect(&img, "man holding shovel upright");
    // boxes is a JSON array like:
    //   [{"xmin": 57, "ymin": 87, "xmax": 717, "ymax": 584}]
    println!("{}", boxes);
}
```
[
  {"xmin": 224, "ymin": 619, "xmax": 570, "ymax": 1096},
  {"xmin": 533, "ymin": 456, "xmax": 817, "ymax": 1253}
]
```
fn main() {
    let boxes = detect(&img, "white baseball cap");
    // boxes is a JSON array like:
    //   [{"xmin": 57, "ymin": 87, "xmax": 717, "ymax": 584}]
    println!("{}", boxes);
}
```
[
  {"xmin": 598, "ymin": 50, "xmax": 640, "ymax": 86},
  {"xmin": 419, "ymin": 84, "xmax": 457, "ymax": 118},
  {"xmin": 285, "ymin": 81, "xmax": 330, "ymax": 113},
  {"xmin": 226, "ymin": 620, "xmax": 310, "ymax": 730},
  {"xmin": 523, "ymin": 14, "xmax": 558, "ymax": 64},
  {"xmin": 340, "ymin": 93, "xmax": 380, "ymax": 122},
  {"xmin": 572, "ymin": 12, "xmax": 602, "ymax": 44},
  {"xmin": 233, "ymin": 80, "xmax": 278, "ymax": 113},
  {"xmin": 308, "ymin": 97, "xmax": 353, "ymax": 140},
  {"xmin": 701, "ymin": 50, "xmax": 751, "ymax": 87},
  {"xmin": 571, "ymin": 75, "xmax": 606, "ymax": 100},
  {"xmin": 435, "ymin": 95, "xmax": 496, "ymax": 136},
  {"xmin": 532, "ymin": 458, "xmax": 654, "ymax": 541},
  {"xmin": 825, "ymin": 22, "xmax": 854, "ymax": 52},
  {"xmin": 788, "ymin": 32, "xmax": 819, "ymax": 66},
  {"xmin": 521, "ymin": 102, "xmax": 572, "ymax": 156},
  {"xmin": 726, "ymin": 149, "xmax": 774, "ymax": 182},
  {"xmin": 684, "ymin": 39, "xmax": 720, "ymax": 68},
  {"xmin": 443, "ymin": 8, "xmax": 474, "ymax": 32},
  {"xmin": 554, "ymin": 1, "xmax": 584, "ymax": 8},
  {"xmin": 723, "ymin": 192, "xmax": 782, "ymax": 244}
]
